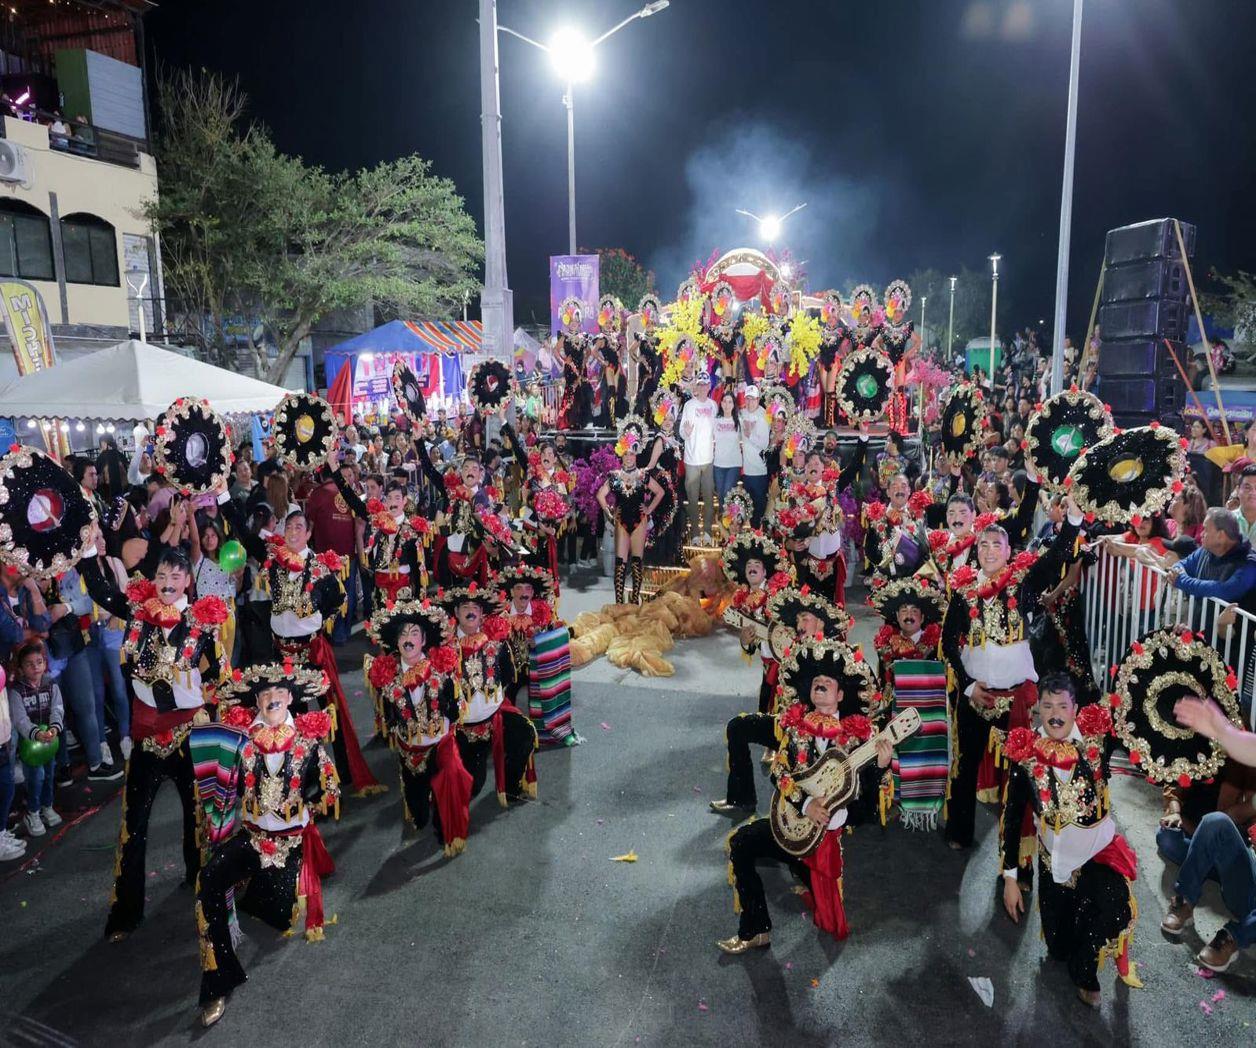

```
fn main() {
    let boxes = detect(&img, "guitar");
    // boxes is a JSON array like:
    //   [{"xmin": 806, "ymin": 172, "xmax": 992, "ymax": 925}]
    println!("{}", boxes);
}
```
[
  {"xmin": 722, "ymin": 606, "xmax": 770, "ymax": 642},
  {"xmin": 769, "ymin": 708, "xmax": 921, "ymax": 857}
]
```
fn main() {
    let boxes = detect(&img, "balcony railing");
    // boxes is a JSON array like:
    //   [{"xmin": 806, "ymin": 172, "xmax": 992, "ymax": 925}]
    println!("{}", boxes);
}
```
[
  {"xmin": 0, "ymin": 108, "xmax": 145, "ymax": 169},
  {"xmin": 1084, "ymin": 548, "xmax": 1256, "ymax": 729}
]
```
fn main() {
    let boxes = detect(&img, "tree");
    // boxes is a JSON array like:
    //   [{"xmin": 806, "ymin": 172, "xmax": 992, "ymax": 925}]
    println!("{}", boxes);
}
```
[
  {"xmin": 589, "ymin": 247, "xmax": 654, "ymax": 309},
  {"xmin": 145, "ymin": 69, "xmax": 483, "ymax": 384},
  {"xmin": 1202, "ymin": 269, "xmax": 1256, "ymax": 342}
]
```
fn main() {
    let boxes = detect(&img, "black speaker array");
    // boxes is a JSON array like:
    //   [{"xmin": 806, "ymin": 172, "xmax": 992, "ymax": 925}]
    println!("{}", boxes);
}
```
[{"xmin": 1096, "ymin": 218, "xmax": 1196, "ymax": 429}]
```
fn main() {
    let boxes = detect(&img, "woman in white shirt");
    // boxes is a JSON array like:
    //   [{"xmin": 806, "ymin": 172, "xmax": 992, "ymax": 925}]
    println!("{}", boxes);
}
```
[{"xmin": 712, "ymin": 390, "xmax": 743, "ymax": 511}]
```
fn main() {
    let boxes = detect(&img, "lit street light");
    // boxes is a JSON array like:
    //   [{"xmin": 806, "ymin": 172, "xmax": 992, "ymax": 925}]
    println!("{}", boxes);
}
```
[
  {"xmin": 988, "ymin": 253, "xmax": 1001, "ymax": 382},
  {"xmin": 500, "ymin": 2, "xmax": 670, "ymax": 255},
  {"xmin": 947, "ymin": 275, "xmax": 957, "ymax": 362},
  {"xmin": 734, "ymin": 202, "xmax": 807, "ymax": 244}
]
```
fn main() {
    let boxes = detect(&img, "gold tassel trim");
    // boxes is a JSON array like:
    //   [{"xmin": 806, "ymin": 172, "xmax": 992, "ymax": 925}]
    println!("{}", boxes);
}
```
[
  {"xmin": 352, "ymin": 784, "xmax": 389, "ymax": 798},
  {"xmin": 443, "ymin": 837, "xmax": 467, "ymax": 858}
]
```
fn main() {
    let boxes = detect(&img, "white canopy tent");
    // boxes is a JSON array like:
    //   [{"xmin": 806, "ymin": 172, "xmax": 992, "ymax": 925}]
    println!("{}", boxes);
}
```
[{"xmin": 0, "ymin": 340, "xmax": 293, "ymax": 421}]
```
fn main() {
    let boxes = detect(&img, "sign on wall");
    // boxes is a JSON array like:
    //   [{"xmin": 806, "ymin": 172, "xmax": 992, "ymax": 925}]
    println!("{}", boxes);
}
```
[{"xmin": 549, "ymin": 255, "xmax": 599, "ymax": 337}]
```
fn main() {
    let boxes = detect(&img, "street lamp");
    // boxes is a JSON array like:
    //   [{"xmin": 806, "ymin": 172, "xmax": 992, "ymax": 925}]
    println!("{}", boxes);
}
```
[
  {"xmin": 1050, "ymin": 0, "xmax": 1084, "ymax": 396},
  {"xmin": 947, "ymin": 275, "xmax": 957, "ymax": 362},
  {"xmin": 500, "ymin": 2, "xmax": 670, "ymax": 255},
  {"xmin": 735, "ymin": 203, "xmax": 807, "ymax": 244},
  {"xmin": 988, "ymin": 253, "xmax": 1001, "ymax": 383}
]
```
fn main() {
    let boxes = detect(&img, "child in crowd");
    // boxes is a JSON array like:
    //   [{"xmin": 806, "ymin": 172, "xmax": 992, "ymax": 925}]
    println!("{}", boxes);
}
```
[
  {"xmin": 7, "ymin": 640, "xmax": 65, "ymax": 838},
  {"xmin": 0, "ymin": 663, "xmax": 23, "ymax": 860}
]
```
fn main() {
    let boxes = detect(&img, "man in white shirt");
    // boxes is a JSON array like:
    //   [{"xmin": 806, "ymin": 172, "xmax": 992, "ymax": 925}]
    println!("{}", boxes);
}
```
[
  {"xmin": 680, "ymin": 377, "xmax": 717, "ymax": 543},
  {"xmin": 739, "ymin": 386, "xmax": 770, "ymax": 525}
]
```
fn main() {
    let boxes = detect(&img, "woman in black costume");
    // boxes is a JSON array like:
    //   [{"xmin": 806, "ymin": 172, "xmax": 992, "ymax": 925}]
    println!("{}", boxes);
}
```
[{"xmin": 596, "ymin": 415, "xmax": 664, "ymax": 605}]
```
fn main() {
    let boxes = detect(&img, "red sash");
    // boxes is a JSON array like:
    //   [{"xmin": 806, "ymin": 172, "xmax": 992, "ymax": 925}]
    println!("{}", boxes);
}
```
[
  {"xmin": 487, "ymin": 700, "xmax": 537, "ymax": 801},
  {"xmin": 297, "ymin": 820, "xmax": 335, "ymax": 936},
  {"xmin": 802, "ymin": 831, "xmax": 849, "ymax": 941},
  {"xmin": 301, "ymin": 633, "xmax": 384, "ymax": 794}
]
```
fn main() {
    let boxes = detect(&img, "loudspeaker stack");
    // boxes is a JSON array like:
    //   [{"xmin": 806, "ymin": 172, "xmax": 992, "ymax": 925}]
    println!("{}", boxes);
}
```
[{"xmin": 1096, "ymin": 218, "xmax": 1196, "ymax": 430}]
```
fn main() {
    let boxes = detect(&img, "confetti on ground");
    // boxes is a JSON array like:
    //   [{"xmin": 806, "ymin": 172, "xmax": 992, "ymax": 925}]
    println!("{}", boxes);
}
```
[
  {"xmin": 20, "ymin": 900, "xmax": 26, "ymax": 907},
  {"xmin": 600, "ymin": 722, "xmax": 612, "ymax": 731},
  {"xmin": 785, "ymin": 962, "xmax": 793, "ymax": 971},
  {"xmin": 697, "ymin": 1000, "xmax": 708, "ymax": 1013},
  {"xmin": 1194, "ymin": 966, "xmax": 1216, "ymax": 980},
  {"xmin": 692, "ymin": 786, "xmax": 702, "ymax": 793},
  {"xmin": 1199, "ymin": 1001, "xmax": 1213, "ymax": 1016},
  {"xmin": 810, "ymin": 978, "xmax": 820, "ymax": 989},
  {"xmin": 610, "ymin": 850, "xmax": 638, "ymax": 863},
  {"xmin": 1212, "ymin": 990, "xmax": 1226, "ymax": 1003},
  {"xmin": 596, "ymin": 818, "xmax": 605, "ymax": 826},
  {"xmin": 967, "ymin": 948, "xmax": 976, "ymax": 958}
]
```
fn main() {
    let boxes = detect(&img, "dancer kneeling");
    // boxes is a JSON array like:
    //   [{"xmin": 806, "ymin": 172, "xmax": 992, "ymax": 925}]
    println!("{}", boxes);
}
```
[
  {"xmin": 196, "ymin": 666, "xmax": 340, "ymax": 1026},
  {"xmin": 367, "ymin": 599, "xmax": 471, "ymax": 856},
  {"xmin": 1000, "ymin": 673, "xmax": 1140, "ymax": 1007},
  {"xmin": 720, "ymin": 638, "xmax": 889, "ymax": 953}
]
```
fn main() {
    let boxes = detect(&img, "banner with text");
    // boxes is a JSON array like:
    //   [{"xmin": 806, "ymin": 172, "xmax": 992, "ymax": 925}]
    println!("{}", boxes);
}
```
[
  {"xmin": 549, "ymin": 255, "xmax": 599, "ymax": 337},
  {"xmin": 0, "ymin": 279, "xmax": 57, "ymax": 376}
]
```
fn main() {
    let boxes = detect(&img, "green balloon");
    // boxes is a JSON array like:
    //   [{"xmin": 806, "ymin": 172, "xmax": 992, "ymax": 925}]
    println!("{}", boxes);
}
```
[
  {"xmin": 218, "ymin": 539, "xmax": 247, "ymax": 573},
  {"xmin": 18, "ymin": 728, "xmax": 59, "ymax": 768}
]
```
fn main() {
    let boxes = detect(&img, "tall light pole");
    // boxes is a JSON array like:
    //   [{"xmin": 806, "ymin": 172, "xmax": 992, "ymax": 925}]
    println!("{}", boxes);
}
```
[
  {"xmin": 478, "ymin": 0, "xmax": 513, "ymax": 361},
  {"xmin": 500, "ymin": 3, "xmax": 670, "ymax": 257},
  {"xmin": 1050, "ymin": 0, "xmax": 1084, "ymax": 395},
  {"xmin": 735, "ymin": 203, "xmax": 807, "ymax": 244},
  {"xmin": 947, "ymin": 275, "xmax": 957, "ymax": 363},
  {"xmin": 989, "ymin": 253, "xmax": 1001, "ymax": 383},
  {"xmin": 920, "ymin": 295, "xmax": 927, "ymax": 353}
]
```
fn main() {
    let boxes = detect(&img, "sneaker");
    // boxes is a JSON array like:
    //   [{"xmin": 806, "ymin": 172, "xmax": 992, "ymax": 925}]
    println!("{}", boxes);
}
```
[
  {"xmin": 0, "ymin": 830, "xmax": 26, "ymax": 861},
  {"xmin": 1198, "ymin": 929, "xmax": 1240, "ymax": 973},
  {"xmin": 1160, "ymin": 895, "xmax": 1194, "ymax": 938},
  {"xmin": 87, "ymin": 762, "xmax": 124, "ymax": 782},
  {"xmin": 99, "ymin": 741, "xmax": 114, "ymax": 766},
  {"xmin": 55, "ymin": 768, "xmax": 73, "ymax": 789},
  {"xmin": 40, "ymin": 806, "xmax": 63, "ymax": 828},
  {"xmin": 119, "ymin": 736, "xmax": 133, "ymax": 762},
  {"xmin": 23, "ymin": 811, "xmax": 46, "ymax": 837}
]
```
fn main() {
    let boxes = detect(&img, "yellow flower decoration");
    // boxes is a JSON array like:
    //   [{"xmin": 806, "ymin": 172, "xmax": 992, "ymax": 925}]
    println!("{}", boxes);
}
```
[
  {"xmin": 786, "ymin": 312, "xmax": 823, "ymax": 379},
  {"xmin": 740, "ymin": 311, "xmax": 771, "ymax": 353}
]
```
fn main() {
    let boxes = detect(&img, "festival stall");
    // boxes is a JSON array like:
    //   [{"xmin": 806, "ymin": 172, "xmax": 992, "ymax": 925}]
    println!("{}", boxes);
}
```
[{"xmin": 323, "ymin": 320, "xmax": 483, "ymax": 423}]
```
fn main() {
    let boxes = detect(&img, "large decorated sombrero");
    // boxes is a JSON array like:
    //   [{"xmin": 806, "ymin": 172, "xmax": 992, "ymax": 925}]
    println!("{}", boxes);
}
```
[
  {"xmin": 720, "ymin": 483, "xmax": 754, "ymax": 535},
  {"xmin": 598, "ymin": 294, "xmax": 624, "ymax": 335},
  {"xmin": 781, "ymin": 413, "xmax": 818, "ymax": 461},
  {"xmin": 1065, "ymin": 424, "xmax": 1186, "ymax": 525},
  {"xmin": 636, "ymin": 293, "xmax": 663, "ymax": 330},
  {"xmin": 368, "ymin": 597, "xmax": 455, "ymax": 653},
  {"xmin": 848, "ymin": 284, "xmax": 879, "ymax": 343},
  {"xmin": 614, "ymin": 413, "xmax": 650, "ymax": 457},
  {"xmin": 496, "ymin": 562, "xmax": 555, "ymax": 605},
  {"xmin": 0, "ymin": 446, "xmax": 96, "ymax": 579},
  {"xmin": 869, "ymin": 573, "xmax": 946, "ymax": 626},
  {"xmin": 721, "ymin": 530, "xmax": 792, "ymax": 588},
  {"xmin": 154, "ymin": 397, "xmax": 231, "ymax": 495},
  {"xmin": 767, "ymin": 476, "xmax": 842, "ymax": 542},
  {"xmin": 835, "ymin": 347, "xmax": 894, "ymax": 423},
  {"xmin": 272, "ymin": 392, "xmax": 337, "ymax": 470},
  {"xmin": 434, "ymin": 581, "xmax": 506, "ymax": 621},
  {"xmin": 391, "ymin": 359, "xmax": 427, "ymax": 423},
  {"xmin": 467, "ymin": 359, "xmax": 515, "ymax": 416},
  {"xmin": 775, "ymin": 636, "xmax": 879, "ymax": 719},
  {"xmin": 767, "ymin": 586, "xmax": 854, "ymax": 644},
  {"xmin": 938, "ymin": 381, "xmax": 990, "ymax": 463},
  {"xmin": 1024, "ymin": 388, "xmax": 1113, "ymax": 492},
  {"xmin": 216, "ymin": 661, "xmax": 330, "ymax": 714},
  {"xmin": 1111, "ymin": 626, "xmax": 1244, "ymax": 785},
  {"xmin": 558, "ymin": 295, "xmax": 585, "ymax": 334}
]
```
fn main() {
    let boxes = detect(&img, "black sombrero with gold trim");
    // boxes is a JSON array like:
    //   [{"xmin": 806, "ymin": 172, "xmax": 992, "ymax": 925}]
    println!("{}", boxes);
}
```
[
  {"xmin": 1024, "ymin": 388, "xmax": 1113, "ymax": 492},
  {"xmin": 467, "ymin": 359, "xmax": 515, "ymax": 417},
  {"xmin": 153, "ymin": 397, "xmax": 231, "ymax": 496},
  {"xmin": 767, "ymin": 586, "xmax": 854, "ymax": 644},
  {"xmin": 391, "ymin": 359, "xmax": 427, "ymax": 423},
  {"xmin": 434, "ymin": 581, "xmax": 506, "ymax": 622},
  {"xmin": 368, "ymin": 596, "xmax": 455, "ymax": 653},
  {"xmin": 0, "ymin": 445, "xmax": 96, "ymax": 579},
  {"xmin": 869, "ymin": 573, "xmax": 946, "ymax": 626},
  {"xmin": 722, "ymin": 530, "xmax": 792, "ymax": 588},
  {"xmin": 1111, "ymin": 626, "xmax": 1244, "ymax": 785},
  {"xmin": 939, "ymin": 381, "xmax": 990, "ymax": 463},
  {"xmin": 272, "ymin": 392, "xmax": 337, "ymax": 470},
  {"xmin": 217, "ymin": 661, "xmax": 330, "ymax": 714},
  {"xmin": 776, "ymin": 636, "xmax": 879, "ymax": 719},
  {"xmin": 496, "ymin": 562, "xmax": 556, "ymax": 606},
  {"xmin": 835, "ymin": 347, "xmax": 894, "ymax": 423},
  {"xmin": 1065, "ymin": 424, "xmax": 1186, "ymax": 525}
]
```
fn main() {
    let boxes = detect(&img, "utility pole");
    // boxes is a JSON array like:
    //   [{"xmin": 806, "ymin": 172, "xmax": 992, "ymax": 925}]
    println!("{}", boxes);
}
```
[{"xmin": 478, "ymin": 0, "xmax": 514, "ymax": 361}]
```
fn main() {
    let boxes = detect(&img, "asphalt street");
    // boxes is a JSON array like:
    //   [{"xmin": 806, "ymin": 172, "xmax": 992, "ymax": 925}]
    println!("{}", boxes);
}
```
[{"xmin": 1, "ymin": 574, "xmax": 1253, "ymax": 1047}]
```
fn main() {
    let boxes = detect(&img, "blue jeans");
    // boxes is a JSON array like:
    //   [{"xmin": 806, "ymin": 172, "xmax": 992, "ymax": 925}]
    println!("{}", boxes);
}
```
[
  {"xmin": 713, "ymin": 466, "xmax": 741, "ymax": 507},
  {"xmin": 741, "ymin": 473, "xmax": 769, "ymax": 527},
  {"xmin": 1175, "ymin": 811, "xmax": 1256, "ymax": 948},
  {"xmin": 0, "ymin": 749, "xmax": 13, "ymax": 828},
  {"xmin": 56, "ymin": 646, "xmax": 103, "ymax": 769},
  {"xmin": 22, "ymin": 756, "xmax": 54, "ymax": 811},
  {"xmin": 1156, "ymin": 825, "xmax": 1191, "ymax": 867},
  {"xmin": 91, "ymin": 625, "xmax": 130, "ymax": 740}
]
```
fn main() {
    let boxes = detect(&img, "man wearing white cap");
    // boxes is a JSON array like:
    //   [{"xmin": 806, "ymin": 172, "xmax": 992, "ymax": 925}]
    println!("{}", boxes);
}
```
[
  {"xmin": 680, "ymin": 375, "xmax": 717, "ymax": 543},
  {"xmin": 739, "ymin": 386, "xmax": 770, "ymax": 526}
]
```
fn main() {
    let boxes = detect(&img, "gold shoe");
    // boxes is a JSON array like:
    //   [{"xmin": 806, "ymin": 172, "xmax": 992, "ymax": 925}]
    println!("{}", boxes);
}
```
[
  {"xmin": 1076, "ymin": 988, "xmax": 1101, "ymax": 1009},
  {"xmin": 201, "ymin": 997, "xmax": 227, "ymax": 1028},
  {"xmin": 107, "ymin": 930, "xmax": 130, "ymax": 944},
  {"xmin": 716, "ymin": 932, "xmax": 770, "ymax": 955},
  {"xmin": 708, "ymin": 799, "xmax": 749, "ymax": 815}
]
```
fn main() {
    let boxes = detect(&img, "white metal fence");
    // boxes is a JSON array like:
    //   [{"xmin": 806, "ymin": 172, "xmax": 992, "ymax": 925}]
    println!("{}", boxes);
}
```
[{"xmin": 1082, "ymin": 549, "xmax": 1256, "ymax": 729}]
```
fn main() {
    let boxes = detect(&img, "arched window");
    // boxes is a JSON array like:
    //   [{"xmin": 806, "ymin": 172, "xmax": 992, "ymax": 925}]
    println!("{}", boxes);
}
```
[
  {"xmin": 60, "ymin": 212, "xmax": 119, "ymax": 286},
  {"xmin": 0, "ymin": 199, "xmax": 54, "ymax": 281}
]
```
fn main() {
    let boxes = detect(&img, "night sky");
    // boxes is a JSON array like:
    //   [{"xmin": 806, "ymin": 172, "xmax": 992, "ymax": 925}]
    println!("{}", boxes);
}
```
[{"xmin": 146, "ymin": 0, "xmax": 1256, "ymax": 337}]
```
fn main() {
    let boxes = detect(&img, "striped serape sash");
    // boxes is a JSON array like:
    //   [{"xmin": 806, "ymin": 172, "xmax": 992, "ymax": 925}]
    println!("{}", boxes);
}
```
[
  {"xmin": 190, "ymin": 722, "xmax": 248, "ymax": 941},
  {"xmin": 528, "ymin": 626, "xmax": 577, "ymax": 747},
  {"xmin": 888, "ymin": 659, "xmax": 949, "ymax": 831}
]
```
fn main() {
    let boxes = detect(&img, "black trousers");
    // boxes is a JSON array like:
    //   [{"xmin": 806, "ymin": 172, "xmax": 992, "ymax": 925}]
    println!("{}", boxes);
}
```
[
  {"xmin": 456, "ymin": 709, "xmax": 536, "ymax": 800},
  {"xmin": 727, "ymin": 817, "xmax": 810, "ymax": 939},
  {"xmin": 105, "ymin": 739, "xmax": 200, "ymax": 936},
  {"xmin": 724, "ymin": 713, "xmax": 777, "ymax": 808},
  {"xmin": 196, "ymin": 833, "xmax": 302, "ymax": 1005},
  {"xmin": 944, "ymin": 695, "xmax": 1007, "ymax": 849},
  {"xmin": 1037, "ymin": 857, "xmax": 1132, "ymax": 992},
  {"xmin": 237, "ymin": 600, "xmax": 275, "ymax": 667},
  {"xmin": 399, "ymin": 757, "xmax": 447, "ymax": 843}
]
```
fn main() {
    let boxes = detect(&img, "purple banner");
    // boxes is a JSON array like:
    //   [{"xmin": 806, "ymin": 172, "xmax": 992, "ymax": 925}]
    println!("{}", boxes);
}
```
[{"xmin": 549, "ymin": 255, "xmax": 600, "ymax": 337}]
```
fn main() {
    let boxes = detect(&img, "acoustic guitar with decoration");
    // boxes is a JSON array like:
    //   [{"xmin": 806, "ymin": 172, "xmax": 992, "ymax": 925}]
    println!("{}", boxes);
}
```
[
  {"xmin": 769, "ymin": 708, "xmax": 921, "ymax": 857},
  {"xmin": 722, "ymin": 606, "xmax": 770, "ymax": 642}
]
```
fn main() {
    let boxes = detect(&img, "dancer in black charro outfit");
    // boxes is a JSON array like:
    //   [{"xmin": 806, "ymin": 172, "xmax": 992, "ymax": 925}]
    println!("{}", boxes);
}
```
[{"xmin": 596, "ymin": 415, "xmax": 664, "ymax": 605}]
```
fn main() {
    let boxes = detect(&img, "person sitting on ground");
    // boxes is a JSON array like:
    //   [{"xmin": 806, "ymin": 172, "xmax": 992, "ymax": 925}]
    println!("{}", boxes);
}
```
[{"xmin": 1160, "ymin": 696, "xmax": 1256, "ymax": 972}]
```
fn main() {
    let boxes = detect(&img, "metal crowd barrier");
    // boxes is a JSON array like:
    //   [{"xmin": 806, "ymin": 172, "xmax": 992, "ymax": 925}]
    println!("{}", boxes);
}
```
[{"xmin": 1083, "ymin": 549, "xmax": 1256, "ymax": 729}]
